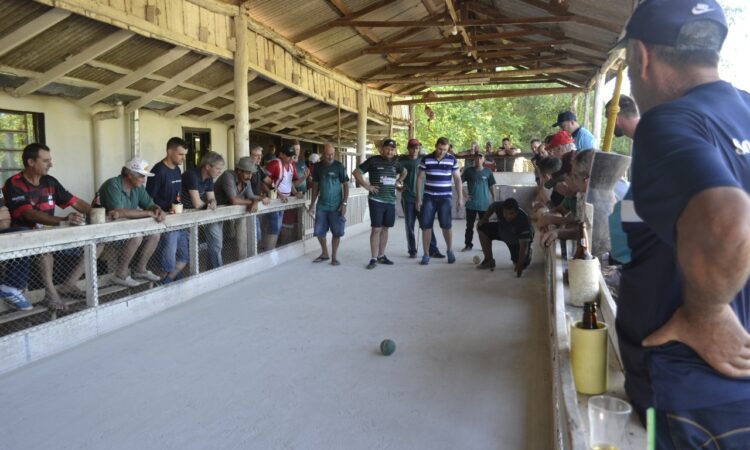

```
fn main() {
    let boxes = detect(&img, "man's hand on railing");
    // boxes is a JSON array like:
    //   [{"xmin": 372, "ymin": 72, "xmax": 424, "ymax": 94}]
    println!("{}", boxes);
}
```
[
  {"xmin": 278, "ymin": 194, "xmax": 289, "ymax": 204},
  {"xmin": 261, "ymin": 196, "xmax": 271, "ymax": 205},
  {"xmin": 541, "ymin": 230, "xmax": 558, "ymax": 248},
  {"xmin": 107, "ymin": 210, "xmax": 121, "ymax": 221},
  {"xmin": 643, "ymin": 304, "xmax": 750, "ymax": 378},
  {"xmin": 248, "ymin": 201, "xmax": 259, "ymax": 213},
  {"xmin": 207, "ymin": 199, "xmax": 217, "ymax": 211},
  {"xmin": 293, "ymin": 192, "xmax": 304, "ymax": 199},
  {"xmin": 66, "ymin": 212, "xmax": 86, "ymax": 226},
  {"xmin": 152, "ymin": 208, "xmax": 166, "ymax": 223},
  {"xmin": 0, "ymin": 206, "xmax": 10, "ymax": 229}
]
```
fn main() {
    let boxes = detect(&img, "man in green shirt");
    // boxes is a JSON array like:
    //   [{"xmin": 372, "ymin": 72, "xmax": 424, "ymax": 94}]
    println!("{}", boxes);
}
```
[
  {"xmin": 461, "ymin": 152, "xmax": 496, "ymax": 251},
  {"xmin": 99, "ymin": 157, "xmax": 166, "ymax": 287},
  {"xmin": 352, "ymin": 138, "xmax": 407, "ymax": 270},
  {"xmin": 398, "ymin": 138, "xmax": 439, "ymax": 258},
  {"xmin": 309, "ymin": 143, "xmax": 349, "ymax": 266}
]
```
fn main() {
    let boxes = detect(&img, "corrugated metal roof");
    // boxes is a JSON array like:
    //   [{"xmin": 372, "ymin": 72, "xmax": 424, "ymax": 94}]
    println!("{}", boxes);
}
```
[
  {"xmin": 97, "ymin": 35, "xmax": 174, "ymax": 71},
  {"xmin": 0, "ymin": 0, "xmax": 49, "ymax": 36}
]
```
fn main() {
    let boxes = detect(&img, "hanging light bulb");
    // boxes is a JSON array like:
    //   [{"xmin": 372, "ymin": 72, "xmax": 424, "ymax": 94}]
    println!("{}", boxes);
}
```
[{"xmin": 451, "ymin": 25, "xmax": 458, "ymax": 35}]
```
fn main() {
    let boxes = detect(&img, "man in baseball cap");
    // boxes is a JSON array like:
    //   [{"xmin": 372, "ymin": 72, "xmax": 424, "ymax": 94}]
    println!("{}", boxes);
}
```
[
  {"xmin": 616, "ymin": 1, "xmax": 750, "ymax": 446},
  {"xmin": 398, "ymin": 138, "xmax": 441, "ymax": 258},
  {"xmin": 552, "ymin": 111, "xmax": 595, "ymax": 150}
]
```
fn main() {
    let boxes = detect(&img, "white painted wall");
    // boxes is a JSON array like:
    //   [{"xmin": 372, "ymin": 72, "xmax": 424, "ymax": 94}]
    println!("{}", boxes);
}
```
[{"xmin": 0, "ymin": 92, "xmax": 230, "ymax": 206}]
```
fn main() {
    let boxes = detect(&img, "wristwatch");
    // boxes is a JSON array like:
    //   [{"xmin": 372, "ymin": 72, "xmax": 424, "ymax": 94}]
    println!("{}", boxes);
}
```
[{"xmin": 342, "ymin": 202, "xmax": 347, "ymax": 205}]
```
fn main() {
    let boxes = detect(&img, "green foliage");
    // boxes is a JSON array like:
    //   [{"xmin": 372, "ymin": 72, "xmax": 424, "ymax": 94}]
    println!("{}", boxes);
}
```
[{"xmin": 394, "ymin": 84, "xmax": 573, "ymax": 153}]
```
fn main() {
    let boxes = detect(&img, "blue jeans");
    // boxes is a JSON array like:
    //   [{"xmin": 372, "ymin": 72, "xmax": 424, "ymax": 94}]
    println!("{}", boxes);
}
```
[
  {"xmin": 420, "ymin": 195, "xmax": 453, "ymax": 230},
  {"xmin": 1, "ymin": 227, "xmax": 31, "ymax": 290},
  {"xmin": 653, "ymin": 398, "xmax": 750, "ymax": 449},
  {"xmin": 266, "ymin": 211, "xmax": 283, "ymax": 235},
  {"xmin": 314, "ymin": 209, "xmax": 346, "ymax": 238},
  {"xmin": 158, "ymin": 230, "xmax": 189, "ymax": 273},
  {"xmin": 205, "ymin": 222, "xmax": 223, "ymax": 269},
  {"xmin": 402, "ymin": 199, "xmax": 438, "ymax": 256}
]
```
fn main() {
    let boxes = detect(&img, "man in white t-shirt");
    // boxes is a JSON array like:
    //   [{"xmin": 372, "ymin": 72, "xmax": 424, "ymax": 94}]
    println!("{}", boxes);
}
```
[{"xmin": 264, "ymin": 145, "xmax": 302, "ymax": 250}]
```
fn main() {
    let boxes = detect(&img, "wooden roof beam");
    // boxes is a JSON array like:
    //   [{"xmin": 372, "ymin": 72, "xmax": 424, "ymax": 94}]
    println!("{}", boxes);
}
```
[
  {"xmin": 251, "ymin": 100, "xmax": 319, "ymax": 128},
  {"xmin": 78, "ymin": 47, "xmax": 191, "ymax": 107},
  {"xmin": 373, "ymin": 64, "xmax": 594, "ymax": 84},
  {"xmin": 328, "ymin": 21, "xmax": 434, "ymax": 67},
  {"xmin": 519, "ymin": 0, "xmax": 623, "ymax": 34},
  {"xmin": 327, "ymin": 16, "xmax": 575, "ymax": 28},
  {"xmin": 164, "ymin": 78, "xmax": 244, "ymax": 118},
  {"xmin": 125, "ymin": 56, "xmax": 217, "ymax": 113},
  {"xmin": 0, "ymin": 9, "xmax": 71, "ymax": 58},
  {"xmin": 291, "ymin": 0, "xmax": 398, "ymax": 43},
  {"xmin": 271, "ymin": 107, "xmax": 336, "ymax": 132},
  {"xmin": 389, "ymin": 87, "xmax": 584, "ymax": 105},
  {"xmin": 445, "ymin": 0, "xmax": 477, "ymax": 60},
  {"xmin": 375, "ymin": 55, "xmax": 566, "ymax": 76},
  {"xmin": 14, "ymin": 29, "xmax": 134, "ymax": 97},
  {"xmin": 361, "ymin": 35, "xmax": 463, "ymax": 53},
  {"xmin": 322, "ymin": 0, "xmax": 400, "ymax": 65}
]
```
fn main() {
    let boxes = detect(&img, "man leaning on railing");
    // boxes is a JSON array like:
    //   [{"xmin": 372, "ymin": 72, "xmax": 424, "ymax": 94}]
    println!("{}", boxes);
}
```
[
  {"xmin": 98, "ymin": 157, "xmax": 166, "ymax": 288},
  {"xmin": 0, "ymin": 143, "xmax": 92, "ymax": 311}
]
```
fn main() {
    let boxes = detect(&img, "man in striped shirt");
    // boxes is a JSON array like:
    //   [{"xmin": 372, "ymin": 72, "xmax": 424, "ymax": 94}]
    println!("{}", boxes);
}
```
[{"xmin": 416, "ymin": 137, "xmax": 463, "ymax": 265}]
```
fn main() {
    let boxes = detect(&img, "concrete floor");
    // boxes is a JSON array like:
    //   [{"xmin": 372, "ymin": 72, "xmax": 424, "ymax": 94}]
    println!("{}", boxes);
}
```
[{"xmin": 0, "ymin": 219, "xmax": 552, "ymax": 450}]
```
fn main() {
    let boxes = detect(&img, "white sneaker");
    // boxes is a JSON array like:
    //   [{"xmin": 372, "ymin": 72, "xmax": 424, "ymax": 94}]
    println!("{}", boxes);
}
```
[
  {"xmin": 133, "ymin": 270, "xmax": 161, "ymax": 282},
  {"xmin": 110, "ymin": 275, "xmax": 140, "ymax": 288}
]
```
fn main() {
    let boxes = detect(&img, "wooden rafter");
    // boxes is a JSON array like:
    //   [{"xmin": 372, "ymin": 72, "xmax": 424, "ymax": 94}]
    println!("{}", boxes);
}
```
[
  {"xmin": 322, "ymin": 0, "xmax": 400, "ymax": 65},
  {"xmin": 14, "ymin": 29, "xmax": 134, "ymax": 97},
  {"xmin": 373, "ymin": 64, "xmax": 594, "ymax": 84},
  {"xmin": 271, "ymin": 107, "xmax": 336, "ymax": 132},
  {"xmin": 78, "ymin": 47, "xmax": 191, "ymax": 107},
  {"xmin": 373, "ymin": 55, "xmax": 566, "ymax": 76},
  {"xmin": 164, "ymin": 78, "xmax": 243, "ymax": 118},
  {"xmin": 0, "ymin": 9, "xmax": 71, "ymax": 58},
  {"xmin": 251, "ymin": 99, "xmax": 319, "ymax": 128},
  {"xmin": 388, "ymin": 87, "xmax": 584, "ymax": 105},
  {"xmin": 444, "ymin": 0, "xmax": 477, "ymax": 59},
  {"xmin": 519, "ymin": 0, "xmax": 622, "ymax": 34},
  {"xmin": 291, "ymin": 0, "xmax": 398, "ymax": 43},
  {"xmin": 328, "ymin": 22, "xmax": 430, "ymax": 68},
  {"xmin": 327, "ymin": 16, "xmax": 575, "ymax": 28},
  {"xmin": 125, "ymin": 56, "xmax": 217, "ymax": 113}
]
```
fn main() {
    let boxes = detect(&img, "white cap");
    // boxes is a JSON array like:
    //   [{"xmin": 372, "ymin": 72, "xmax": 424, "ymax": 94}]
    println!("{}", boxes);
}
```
[
  {"xmin": 124, "ymin": 157, "xmax": 154, "ymax": 177},
  {"xmin": 309, "ymin": 153, "xmax": 321, "ymax": 164}
]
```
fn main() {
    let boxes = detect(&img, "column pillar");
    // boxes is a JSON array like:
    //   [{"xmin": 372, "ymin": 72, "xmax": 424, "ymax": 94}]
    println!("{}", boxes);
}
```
[
  {"xmin": 592, "ymin": 73, "xmax": 606, "ymax": 148},
  {"xmin": 408, "ymin": 104, "xmax": 415, "ymax": 139},
  {"xmin": 357, "ymin": 83, "xmax": 368, "ymax": 164},
  {"xmin": 233, "ymin": 3, "xmax": 250, "ymax": 160},
  {"xmin": 583, "ymin": 91, "xmax": 591, "ymax": 130}
]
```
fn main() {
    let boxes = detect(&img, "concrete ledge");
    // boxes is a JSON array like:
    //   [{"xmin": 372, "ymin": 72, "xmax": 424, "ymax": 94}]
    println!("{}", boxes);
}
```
[{"xmin": 0, "ymin": 221, "xmax": 371, "ymax": 375}]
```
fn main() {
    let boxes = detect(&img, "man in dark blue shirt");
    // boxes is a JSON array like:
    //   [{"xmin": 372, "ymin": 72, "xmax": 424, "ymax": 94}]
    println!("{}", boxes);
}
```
[
  {"xmin": 147, "ymin": 137, "xmax": 188, "ymax": 283},
  {"xmin": 618, "ymin": 1, "xmax": 750, "ymax": 447},
  {"xmin": 182, "ymin": 151, "xmax": 224, "ymax": 269}
]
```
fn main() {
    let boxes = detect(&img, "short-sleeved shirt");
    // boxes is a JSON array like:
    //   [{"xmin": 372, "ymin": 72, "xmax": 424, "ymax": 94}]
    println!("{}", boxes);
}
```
[
  {"xmin": 619, "ymin": 80, "xmax": 750, "ymax": 413},
  {"xmin": 489, "ymin": 203, "xmax": 533, "ymax": 241},
  {"xmin": 398, "ymin": 155, "xmax": 422, "ymax": 203},
  {"xmin": 420, "ymin": 152, "xmax": 459, "ymax": 197},
  {"xmin": 181, "ymin": 168, "xmax": 214, "ymax": 209},
  {"xmin": 462, "ymin": 167, "xmax": 496, "ymax": 211},
  {"xmin": 572, "ymin": 126, "xmax": 596, "ymax": 150},
  {"xmin": 250, "ymin": 167, "xmax": 270, "ymax": 197},
  {"xmin": 295, "ymin": 160, "xmax": 308, "ymax": 193},
  {"xmin": 99, "ymin": 175, "xmax": 155, "ymax": 212},
  {"xmin": 560, "ymin": 196, "xmax": 577, "ymax": 216},
  {"xmin": 266, "ymin": 159, "xmax": 298, "ymax": 196},
  {"xmin": 214, "ymin": 170, "xmax": 256, "ymax": 206},
  {"xmin": 312, "ymin": 160, "xmax": 348, "ymax": 212},
  {"xmin": 2, "ymin": 173, "xmax": 77, "ymax": 228},
  {"xmin": 356, "ymin": 155, "xmax": 402, "ymax": 205},
  {"xmin": 146, "ymin": 160, "xmax": 182, "ymax": 210}
]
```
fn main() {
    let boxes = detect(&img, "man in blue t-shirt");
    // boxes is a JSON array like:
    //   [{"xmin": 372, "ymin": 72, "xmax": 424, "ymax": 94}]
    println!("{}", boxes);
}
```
[
  {"xmin": 552, "ymin": 111, "xmax": 595, "ymax": 150},
  {"xmin": 147, "ymin": 137, "xmax": 189, "ymax": 283},
  {"xmin": 461, "ymin": 152, "xmax": 495, "ymax": 251},
  {"xmin": 416, "ymin": 137, "xmax": 462, "ymax": 265},
  {"xmin": 182, "ymin": 151, "xmax": 224, "ymax": 270},
  {"xmin": 619, "ymin": 2, "xmax": 750, "ymax": 447}
]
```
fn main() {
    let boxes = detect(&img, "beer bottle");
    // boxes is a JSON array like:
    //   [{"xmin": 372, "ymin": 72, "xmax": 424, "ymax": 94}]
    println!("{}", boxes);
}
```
[
  {"xmin": 175, "ymin": 193, "xmax": 182, "ymax": 204},
  {"xmin": 573, "ymin": 221, "xmax": 593, "ymax": 260},
  {"xmin": 581, "ymin": 301, "xmax": 598, "ymax": 329},
  {"xmin": 92, "ymin": 191, "xmax": 102, "ymax": 208}
]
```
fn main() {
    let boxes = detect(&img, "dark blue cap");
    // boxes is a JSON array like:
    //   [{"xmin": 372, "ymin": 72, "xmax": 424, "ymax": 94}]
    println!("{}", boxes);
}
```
[
  {"xmin": 382, "ymin": 138, "xmax": 397, "ymax": 148},
  {"xmin": 617, "ymin": 0, "xmax": 727, "ymax": 49},
  {"xmin": 281, "ymin": 144, "xmax": 296, "ymax": 156},
  {"xmin": 552, "ymin": 111, "xmax": 577, "ymax": 128}
]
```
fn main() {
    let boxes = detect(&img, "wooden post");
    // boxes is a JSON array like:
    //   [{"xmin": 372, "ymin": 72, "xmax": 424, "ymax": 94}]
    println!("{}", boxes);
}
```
[
  {"xmin": 408, "ymin": 104, "xmax": 415, "ymax": 139},
  {"xmin": 583, "ymin": 91, "xmax": 591, "ymax": 130},
  {"xmin": 234, "ymin": 3, "xmax": 250, "ymax": 159},
  {"xmin": 592, "ymin": 73, "xmax": 606, "ymax": 149},
  {"xmin": 357, "ymin": 83, "xmax": 368, "ymax": 164},
  {"xmin": 388, "ymin": 94, "xmax": 394, "ymax": 138}
]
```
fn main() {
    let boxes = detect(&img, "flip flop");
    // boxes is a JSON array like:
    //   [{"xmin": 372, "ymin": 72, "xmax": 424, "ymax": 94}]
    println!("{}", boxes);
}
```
[
  {"xmin": 313, "ymin": 255, "xmax": 330, "ymax": 263},
  {"xmin": 331, "ymin": 259, "xmax": 341, "ymax": 266}
]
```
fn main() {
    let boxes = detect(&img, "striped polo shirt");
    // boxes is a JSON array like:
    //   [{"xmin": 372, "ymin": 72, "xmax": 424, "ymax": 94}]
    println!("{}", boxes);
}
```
[{"xmin": 419, "ymin": 152, "xmax": 459, "ymax": 197}]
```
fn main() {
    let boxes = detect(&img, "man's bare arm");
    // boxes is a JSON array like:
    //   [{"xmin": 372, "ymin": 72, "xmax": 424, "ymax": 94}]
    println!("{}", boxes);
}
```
[{"xmin": 643, "ymin": 187, "xmax": 750, "ymax": 377}]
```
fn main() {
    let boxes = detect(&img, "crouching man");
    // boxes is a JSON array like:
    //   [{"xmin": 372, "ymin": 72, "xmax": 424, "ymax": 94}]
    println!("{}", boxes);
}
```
[{"xmin": 476, "ymin": 198, "xmax": 533, "ymax": 277}]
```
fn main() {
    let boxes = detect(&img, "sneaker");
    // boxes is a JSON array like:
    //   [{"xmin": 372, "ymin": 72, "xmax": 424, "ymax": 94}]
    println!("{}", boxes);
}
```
[
  {"xmin": 477, "ymin": 259, "xmax": 496, "ymax": 270},
  {"xmin": 377, "ymin": 255, "xmax": 394, "ymax": 265},
  {"xmin": 134, "ymin": 270, "xmax": 161, "ymax": 282},
  {"xmin": 461, "ymin": 245, "xmax": 472, "ymax": 252},
  {"xmin": 420, "ymin": 255, "xmax": 430, "ymax": 266},
  {"xmin": 430, "ymin": 250, "xmax": 445, "ymax": 259},
  {"xmin": 111, "ymin": 275, "xmax": 140, "ymax": 288},
  {"xmin": 447, "ymin": 250, "xmax": 456, "ymax": 264},
  {"xmin": 366, "ymin": 259, "xmax": 378, "ymax": 270},
  {"xmin": 160, "ymin": 275, "xmax": 174, "ymax": 285},
  {"xmin": 0, "ymin": 285, "xmax": 32, "ymax": 311},
  {"xmin": 408, "ymin": 252, "xmax": 417, "ymax": 259}
]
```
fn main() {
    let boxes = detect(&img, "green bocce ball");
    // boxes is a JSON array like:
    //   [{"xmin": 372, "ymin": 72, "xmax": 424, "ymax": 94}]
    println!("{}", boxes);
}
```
[{"xmin": 380, "ymin": 339, "xmax": 396, "ymax": 356}]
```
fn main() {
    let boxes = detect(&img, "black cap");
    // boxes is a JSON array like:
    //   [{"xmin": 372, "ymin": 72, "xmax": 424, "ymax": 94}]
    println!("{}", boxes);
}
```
[
  {"xmin": 281, "ymin": 145, "xmax": 296, "ymax": 156},
  {"xmin": 382, "ymin": 138, "xmax": 397, "ymax": 148},
  {"xmin": 552, "ymin": 111, "xmax": 577, "ymax": 128}
]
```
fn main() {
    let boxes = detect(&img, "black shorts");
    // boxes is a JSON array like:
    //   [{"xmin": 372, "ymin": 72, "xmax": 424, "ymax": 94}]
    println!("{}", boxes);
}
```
[{"xmin": 369, "ymin": 199, "xmax": 396, "ymax": 228}]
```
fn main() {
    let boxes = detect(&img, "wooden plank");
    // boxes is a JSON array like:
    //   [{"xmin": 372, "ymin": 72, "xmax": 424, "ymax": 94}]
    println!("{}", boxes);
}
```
[
  {"xmin": 214, "ymin": 12, "xmax": 228, "ymax": 50},
  {"xmin": 388, "ymin": 87, "xmax": 584, "ymax": 105},
  {"xmin": 108, "ymin": 0, "xmax": 125, "ymax": 11},
  {"xmin": 328, "ymin": 16, "xmax": 575, "ymax": 27},
  {"xmin": 199, "ymin": 5, "xmax": 214, "ymax": 45},
  {"xmin": 125, "ymin": 56, "xmax": 218, "ymax": 112},
  {"xmin": 78, "ymin": 47, "xmax": 190, "ymax": 107},
  {"xmin": 186, "ymin": 0, "xmax": 237, "ymax": 16},
  {"xmin": 0, "ymin": 9, "xmax": 71, "ymax": 58},
  {"xmin": 275, "ymin": 107, "xmax": 336, "ymax": 132},
  {"xmin": 165, "ymin": 0, "xmax": 184, "ymax": 35},
  {"xmin": 247, "ymin": 31, "xmax": 258, "ymax": 66},
  {"xmin": 252, "ymin": 99, "xmax": 318, "ymax": 128},
  {"xmin": 183, "ymin": 0, "xmax": 201, "ymax": 41},
  {"xmin": 291, "ymin": 0, "xmax": 398, "ymax": 43},
  {"xmin": 164, "ymin": 79, "xmax": 240, "ymax": 117},
  {"xmin": 14, "ymin": 29, "xmax": 134, "ymax": 97}
]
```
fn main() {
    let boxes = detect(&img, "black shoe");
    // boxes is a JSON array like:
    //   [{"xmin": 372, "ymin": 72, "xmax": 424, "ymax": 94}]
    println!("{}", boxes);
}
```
[
  {"xmin": 377, "ymin": 255, "xmax": 394, "ymax": 265},
  {"xmin": 366, "ymin": 259, "xmax": 377, "ymax": 270},
  {"xmin": 477, "ymin": 258, "xmax": 495, "ymax": 270},
  {"xmin": 461, "ymin": 245, "xmax": 472, "ymax": 252},
  {"xmin": 408, "ymin": 252, "xmax": 417, "ymax": 259},
  {"xmin": 430, "ymin": 250, "xmax": 446, "ymax": 259}
]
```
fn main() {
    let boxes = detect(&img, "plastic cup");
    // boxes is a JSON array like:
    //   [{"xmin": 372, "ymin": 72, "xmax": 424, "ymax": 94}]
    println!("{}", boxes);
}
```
[
  {"xmin": 588, "ymin": 395, "xmax": 631, "ymax": 450},
  {"xmin": 172, "ymin": 203, "xmax": 183, "ymax": 214}
]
